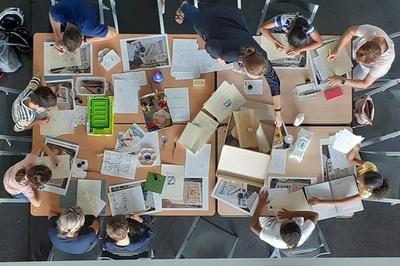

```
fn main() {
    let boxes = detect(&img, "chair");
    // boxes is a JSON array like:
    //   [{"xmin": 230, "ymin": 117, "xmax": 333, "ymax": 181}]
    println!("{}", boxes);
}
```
[
  {"xmin": 256, "ymin": 0, "xmax": 319, "ymax": 35},
  {"xmin": 100, "ymin": 241, "xmax": 154, "ymax": 260},
  {"xmin": 269, "ymin": 225, "xmax": 330, "ymax": 258},
  {"xmin": 175, "ymin": 217, "xmax": 239, "ymax": 259}
]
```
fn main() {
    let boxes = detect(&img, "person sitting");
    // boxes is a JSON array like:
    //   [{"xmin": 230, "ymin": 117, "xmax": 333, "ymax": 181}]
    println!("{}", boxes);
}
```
[
  {"xmin": 49, "ymin": 0, "xmax": 117, "ymax": 53},
  {"xmin": 250, "ymin": 191, "xmax": 318, "ymax": 249},
  {"xmin": 48, "ymin": 207, "xmax": 100, "ymax": 255},
  {"xmin": 327, "ymin": 24, "xmax": 395, "ymax": 89}
]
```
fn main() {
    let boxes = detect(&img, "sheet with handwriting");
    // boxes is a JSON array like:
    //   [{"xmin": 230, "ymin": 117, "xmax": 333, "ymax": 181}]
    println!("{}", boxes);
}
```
[
  {"xmin": 100, "ymin": 150, "xmax": 138, "ymax": 179},
  {"xmin": 164, "ymin": 87, "xmax": 190, "ymax": 122}
]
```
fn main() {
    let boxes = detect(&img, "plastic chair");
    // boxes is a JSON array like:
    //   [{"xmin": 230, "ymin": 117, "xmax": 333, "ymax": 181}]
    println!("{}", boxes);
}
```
[
  {"xmin": 256, "ymin": 0, "xmax": 319, "ymax": 35},
  {"xmin": 269, "ymin": 225, "xmax": 330, "ymax": 258},
  {"xmin": 175, "ymin": 217, "xmax": 239, "ymax": 259}
]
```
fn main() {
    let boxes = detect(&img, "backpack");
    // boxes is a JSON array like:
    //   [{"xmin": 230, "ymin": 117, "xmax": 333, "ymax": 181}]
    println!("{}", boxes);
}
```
[
  {"xmin": 0, "ymin": 31, "xmax": 22, "ymax": 72},
  {"xmin": 354, "ymin": 95, "xmax": 374, "ymax": 125}
]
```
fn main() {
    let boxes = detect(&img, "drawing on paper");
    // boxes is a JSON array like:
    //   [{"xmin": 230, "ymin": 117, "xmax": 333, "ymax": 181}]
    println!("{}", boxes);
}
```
[
  {"xmin": 320, "ymin": 139, "xmax": 355, "ymax": 181},
  {"xmin": 162, "ymin": 178, "xmax": 205, "ymax": 209},
  {"xmin": 100, "ymin": 150, "xmax": 137, "ymax": 179},
  {"xmin": 268, "ymin": 177, "xmax": 316, "ymax": 193},
  {"xmin": 46, "ymin": 80, "xmax": 75, "ymax": 110}
]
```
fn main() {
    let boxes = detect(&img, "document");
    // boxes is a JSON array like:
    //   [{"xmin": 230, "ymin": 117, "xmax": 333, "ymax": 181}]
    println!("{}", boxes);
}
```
[
  {"xmin": 112, "ymin": 71, "xmax": 148, "ymax": 87},
  {"xmin": 101, "ymin": 150, "xmax": 138, "ymax": 179},
  {"xmin": 164, "ymin": 87, "xmax": 190, "ymax": 122},
  {"xmin": 185, "ymin": 143, "xmax": 211, "ymax": 178},
  {"xmin": 197, "ymin": 49, "xmax": 233, "ymax": 73},
  {"xmin": 332, "ymin": 129, "xmax": 364, "ymax": 154},
  {"xmin": 259, "ymin": 34, "xmax": 294, "ymax": 61},
  {"xmin": 161, "ymin": 164, "xmax": 185, "ymax": 200},
  {"xmin": 268, "ymin": 148, "xmax": 288, "ymax": 175},
  {"xmin": 171, "ymin": 39, "xmax": 200, "ymax": 80},
  {"xmin": 244, "ymin": 79, "xmax": 263, "ymax": 95},
  {"xmin": 40, "ymin": 110, "xmax": 75, "ymax": 137},
  {"xmin": 269, "ymin": 189, "xmax": 312, "ymax": 212},
  {"xmin": 76, "ymin": 179, "xmax": 105, "ymax": 217},
  {"xmin": 113, "ymin": 79, "xmax": 140, "ymax": 113},
  {"xmin": 36, "ymin": 154, "xmax": 71, "ymax": 179},
  {"xmin": 268, "ymin": 176, "xmax": 317, "ymax": 192},
  {"xmin": 44, "ymin": 43, "xmax": 82, "ymax": 69}
]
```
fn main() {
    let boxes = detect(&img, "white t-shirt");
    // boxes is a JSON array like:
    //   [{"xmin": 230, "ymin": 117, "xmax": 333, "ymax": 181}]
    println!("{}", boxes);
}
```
[
  {"xmin": 259, "ymin": 217, "xmax": 315, "ymax": 249},
  {"xmin": 353, "ymin": 24, "xmax": 395, "ymax": 78}
]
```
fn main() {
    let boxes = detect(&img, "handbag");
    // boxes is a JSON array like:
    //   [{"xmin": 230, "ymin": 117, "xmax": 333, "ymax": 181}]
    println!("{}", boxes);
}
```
[{"xmin": 354, "ymin": 95, "xmax": 374, "ymax": 125}]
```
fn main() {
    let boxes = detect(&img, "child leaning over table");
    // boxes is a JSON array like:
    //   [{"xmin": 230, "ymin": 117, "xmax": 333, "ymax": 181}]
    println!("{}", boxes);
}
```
[
  {"xmin": 3, "ymin": 142, "xmax": 59, "ymax": 207},
  {"xmin": 308, "ymin": 144, "xmax": 389, "ymax": 206},
  {"xmin": 12, "ymin": 76, "xmax": 57, "ymax": 132},
  {"xmin": 104, "ymin": 213, "xmax": 154, "ymax": 255}
]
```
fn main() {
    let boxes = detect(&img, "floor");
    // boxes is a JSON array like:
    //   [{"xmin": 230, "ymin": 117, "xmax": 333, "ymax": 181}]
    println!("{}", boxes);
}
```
[{"xmin": 1, "ymin": 0, "xmax": 400, "ymax": 261}]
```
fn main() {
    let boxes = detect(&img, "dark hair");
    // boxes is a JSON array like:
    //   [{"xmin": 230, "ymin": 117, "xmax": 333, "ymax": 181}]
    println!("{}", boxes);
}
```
[
  {"xmin": 356, "ymin": 41, "xmax": 381, "ymax": 65},
  {"xmin": 62, "ymin": 24, "xmax": 82, "ymax": 52},
  {"xmin": 280, "ymin": 221, "xmax": 301, "ymax": 249},
  {"xmin": 287, "ymin": 17, "xmax": 310, "ymax": 49},
  {"xmin": 241, "ymin": 47, "xmax": 267, "ymax": 77},
  {"xmin": 15, "ymin": 168, "xmax": 27, "ymax": 183},
  {"xmin": 106, "ymin": 215, "xmax": 129, "ymax": 241},
  {"xmin": 30, "ymin": 87, "xmax": 57, "ymax": 108},
  {"xmin": 363, "ymin": 171, "xmax": 389, "ymax": 197},
  {"xmin": 26, "ymin": 165, "xmax": 52, "ymax": 187}
]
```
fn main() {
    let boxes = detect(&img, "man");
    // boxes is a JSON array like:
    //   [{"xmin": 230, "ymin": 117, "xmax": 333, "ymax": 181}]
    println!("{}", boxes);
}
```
[
  {"xmin": 49, "ymin": 0, "xmax": 117, "ymax": 53},
  {"xmin": 250, "ymin": 191, "xmax": 318, "ymax": 249}
]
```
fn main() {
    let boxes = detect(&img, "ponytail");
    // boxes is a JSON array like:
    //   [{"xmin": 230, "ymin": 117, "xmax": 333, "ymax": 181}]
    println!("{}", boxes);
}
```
[
  {"xmin": 287, "ymin": 15, "xmax": 310, "ymax": 49},
  {"xmin": 363, "ymin": 171, "xmax": 390, "ymax": 198},
  {"xmin": 241, "ymin": 47, "xmax": 256, "ymax": 57}
]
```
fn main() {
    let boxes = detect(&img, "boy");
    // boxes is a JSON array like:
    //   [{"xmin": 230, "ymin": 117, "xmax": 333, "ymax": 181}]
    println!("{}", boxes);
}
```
[
  {"xmin": 49, "ymin": 0, "xmax": 117, "ymax": 53},
  {"xmin": 250, "ymin": 191, "xmax": 318, "ymax": 249},
  {"xmin": 12, "ymin": 77, "xmax": 57, "ymax": 132},
  {"xmin": 105, "ymin": 214, "xmax": 153, "ymax": 254}
]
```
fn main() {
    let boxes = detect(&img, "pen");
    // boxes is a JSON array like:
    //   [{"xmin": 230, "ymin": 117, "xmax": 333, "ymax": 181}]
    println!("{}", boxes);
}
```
[{"xmin": 328, "ymin": 48, "xmax": 331, "ymax": 59}]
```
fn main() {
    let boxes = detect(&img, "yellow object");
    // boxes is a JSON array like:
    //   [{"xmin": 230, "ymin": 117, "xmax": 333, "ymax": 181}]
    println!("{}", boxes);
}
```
[
  {"xmin": 328, "ymin": 48, "xmax": 331, "ymax": 59},
  {"xmin": 356, "ymin": 161, "xmax": 378, "ymax": 199}
]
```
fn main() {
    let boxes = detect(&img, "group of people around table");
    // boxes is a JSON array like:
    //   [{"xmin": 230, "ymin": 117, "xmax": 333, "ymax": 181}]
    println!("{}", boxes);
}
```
[{"xmin": 3, "ymin": 0, "xmax": 394, "ymax": 256}]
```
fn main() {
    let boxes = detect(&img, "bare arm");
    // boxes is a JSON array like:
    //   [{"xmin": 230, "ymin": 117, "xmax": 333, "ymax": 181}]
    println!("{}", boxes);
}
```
[
  {"xmin": 272, "ymin": 95, "xmax": 283, "ymax": 127},
  {"xmin": 42, "ymin": 144, "xmax": 60, "ymax": 166},
  {"xmin": 297, "ymin": 30, "xmax": 323, "ymax": 53},
  {"xmin": 333, "ymin": 25, "xmax": 359, "ymax": 54},
  {"xmin": 250, "ymin": 191, "xmax": 269, "ymax": 237},
  {"xmin": 327, "ymin": 73, "xmax": 376, "ymax": 89},
  {"xmin": 259, "ymin": 19, "xmax": 284, "ymax": 48},
  {"xmin": 309, "ymin": 194, "xmax": 362, "ymax": 206},
  {"xmin": 28, "ymin": 189, "xmax": 41, "ymax": 208},
  {"xmin": 346, "ymin": 145, "xmax": 363, "ymax": 166},
  {"xmin": 277, "ymin": 209, "xmax": 319, "ymax": 224},
  {"xmin": 90, "ymin": 218, "xmax": 100, "ymax": 234},
  {"xmin": 49, "ymin": 13, "xmax": 63, "ymax": 43},
  {"xmin": 85, "ymin": 26, "xmax": 117, "ymax": 43}
]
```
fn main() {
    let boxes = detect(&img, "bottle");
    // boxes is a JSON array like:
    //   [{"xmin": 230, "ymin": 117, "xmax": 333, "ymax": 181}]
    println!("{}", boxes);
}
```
[{"xmin": 152, "ymin": 70, "xmax": 164, "ymax": 83}]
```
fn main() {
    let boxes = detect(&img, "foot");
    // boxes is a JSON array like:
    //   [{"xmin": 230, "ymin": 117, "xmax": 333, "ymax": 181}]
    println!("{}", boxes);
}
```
[{"xmin": 175, "ymin": 0, "xmax": 188, "ymax": 24}]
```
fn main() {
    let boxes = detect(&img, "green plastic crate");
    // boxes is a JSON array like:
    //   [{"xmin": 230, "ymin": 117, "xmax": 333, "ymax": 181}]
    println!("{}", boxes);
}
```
[{"xmin": 87, "ymin": 96, "xmax": 114, "ymax": 136}]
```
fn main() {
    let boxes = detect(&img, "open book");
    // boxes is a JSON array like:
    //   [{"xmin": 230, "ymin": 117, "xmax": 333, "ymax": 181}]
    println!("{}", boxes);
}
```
[{"xmin": 270, "ymin": 175, "xmax": 363, "ymax": 220}]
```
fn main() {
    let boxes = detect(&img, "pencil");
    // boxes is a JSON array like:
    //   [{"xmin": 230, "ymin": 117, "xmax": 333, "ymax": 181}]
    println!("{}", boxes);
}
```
[{"xmin": 328, "ymin": 48, "xmax": 331, "ymax": 59}]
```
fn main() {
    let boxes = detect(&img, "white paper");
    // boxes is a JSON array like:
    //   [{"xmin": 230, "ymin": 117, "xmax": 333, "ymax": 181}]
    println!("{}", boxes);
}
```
[
  {"xmin": 108, "ymin": 186, "xmax": 147, "ymax": 216},
  {"xmin": 304, "ymin": 182, "xmax": 337, "ymax": 220},
  {"xmin": 101, "ymin": 150, "xmax": 138, "ymax": 179},
  {"xmin": 113, "ymin": 79, "xmax": 140, "ymax": 113},
  {"xmin": 76, "ymin": 180, "xmax": 104, "ymax": 217},
  {"xmin": 44, "ymin": 43, "xmax": 81, "ymax": 69},
  {"xmin": 268, "ymin": 149, "xmax": 288, "ymax": 175},
  {"xmin": 197, "ymin": 49, "xmax": 233, "ymax": 73},
  {"xmin": 244, "ymin": 79, "xmax": 263, "ymax": 95},
  {"xmin": 40, "ymin": 110, "xmax": 75, "ymax": 137},
  {"xmin": 171, "ymin": 39, "xmax": 200, "ymax": 80},
  {"xmin": 269, "ymin": 189, "xmax": 311, "ymax": 211},
  {"xmin": 137, "ymin": 131, "xmax": 161, "ymax": 167},
  {"xmin": 164, "ymin": 87, "xmax": 190, "ymax": 122},
  {"xmin": 330, "ymin": 175, "xmax": 364, "ymax": 215},
  {"xmin": 266, "ymin": 187, "xmax": 290, "ymax": 202},
  {"xmin": 71, "ymin": 159, "xmax": 88, "ymax": 178},
  {"xmin": 259, "ymin": 34, "xmax": 294, "ymax": 61},
  {"xmin": 328, "ymin": 145, "xmax": 351, "ymax": 170},
  {"xmin": 101, "ymin": 49, "xmax": 121, "ymax": 71},
  {"xmin": 112, "ymin": 71, "xmax": 148, "ymax": 87},
  {"xmin": 332, "ymin": 129, "xmax": 364, "ymax": 154},
  {"xmin": 185, "ymin": 144, "xmax": 211, "ymax": 178},
  {"xmin": 161, "ymin": 164, "xmax": 185, "ymax": 200},
  {"xmin": 36, "ymin": 154, "xmax": 71, "ymax": 179}
]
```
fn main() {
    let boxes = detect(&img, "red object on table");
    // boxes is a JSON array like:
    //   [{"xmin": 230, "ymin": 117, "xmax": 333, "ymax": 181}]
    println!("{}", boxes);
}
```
[{"xmin": 324, "ymin": 87, "xmax": 343, "ymax": 101}]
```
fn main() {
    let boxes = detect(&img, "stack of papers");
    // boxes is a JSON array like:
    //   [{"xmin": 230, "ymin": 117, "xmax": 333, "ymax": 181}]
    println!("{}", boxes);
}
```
[
  {"xmin": 171, "ymin": 39, "xmax": 200, "ymax": 80},
  {"xmin": 164, "ymin": 87, "xmax": 190, "ymax": 122},
  {"xmin": 332, "ymin": 129, "xmax": 364, "ymax": 154},
  {"xmin": 113, "ymin": 79, "xmax": 140, "ymax": 114},
  {"xmin": 76, "ymin": 179, "xmax": 106, "ymax": 217},
  {"xmin": 112, "ymin": 71, "xmax": 148, "ymax": 87}
]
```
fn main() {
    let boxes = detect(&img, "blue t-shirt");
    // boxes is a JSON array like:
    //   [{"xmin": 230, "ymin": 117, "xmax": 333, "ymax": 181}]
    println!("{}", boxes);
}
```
[
  {"xmin": 48, "ymin": 217, "xmax": 97, "ymax": 255},
  {"xmin": 49, "ymin": 0, "xmax": 108, "ymax": 37}
]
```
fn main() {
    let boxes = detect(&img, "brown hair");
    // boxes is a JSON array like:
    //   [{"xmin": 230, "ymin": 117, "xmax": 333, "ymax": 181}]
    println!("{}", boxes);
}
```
[
  {"xmin": 31, "ymin": 86, "xmax": 57, "ymax": 108},
  {"xmin": 26, "ymin": 165, "xmax": 52, "ymax": 187},
  {"xmin": 15, "ymin": 169, "xmax": 27, "ymax": 183},
  {"xmin": 241, "ymin": 47, "xmax": 267, "ymax": 77},
  {"xmin": 280, "ymin": 221, "xmax": 301, "ymax": 249},
  {"xmin": 62, "ymin": 23, "xmax": 82, "ymax": 52},
  {"xmin": 363, "ymin": 171, "xmax": 389, "ymax": 197},
  {"xmin": 106, "ymin": 215, "xmax": 129, "ymax": 241},
  {"xmin": 356, "ymin": 41, "xmax": 381, "ymax": 65}
]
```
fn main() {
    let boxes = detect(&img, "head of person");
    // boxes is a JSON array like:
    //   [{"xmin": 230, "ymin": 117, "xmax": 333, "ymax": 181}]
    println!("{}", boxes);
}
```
[
  {"xmin": 280, "ymin": 220, "xmax": 302, "ymax": 249},
  {"xmin": 287, "ymin": 16, "xmax": 310, "ymax": 49},
  {"xmin": 106, "ymin": 215, "xmax": 129, "ymax": 241},
  {"xmin": 30, "ymin": 86, "xmax": 57, "ymax": 111},
  {"xmin": 15, "ymin": 165, "xmax": 52, "ymax": 188},
  {"xmin": 56, "ymin": 207, "xmax": 85, "ymax": 238},
  {"xmin": 359, "ymin": 171, "xmax": 389, "ymax": 197},
  {"xmin": 241, "ymin": 47, "xmax": 267, "ymax": 79},
  {"xmin": 62, "ymin": 23, "xmax": 83, "ymax": 52},
  {"xmin": 356, "ymin": 41, "xmax": 382, "ymax": 65}
]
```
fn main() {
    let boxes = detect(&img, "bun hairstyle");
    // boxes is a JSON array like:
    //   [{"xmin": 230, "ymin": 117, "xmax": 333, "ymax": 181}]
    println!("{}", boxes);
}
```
[
  {"xmin": 241, "ymin": 47, "xmax": 267, "ymax": 78},
  {"xmin": 287, "ymin": 15, "xmax": 310, "ymax": 49},
  {"xmin": 356, "ymin": 41, "xmax": 382, "ymax": 65},
  {"xmin": 26, "ymin": 165, "xmax": 52, "ymax": 188},
  {"xmin": 364, "ymin": 171, "xmax": 389, "ymax": 197},
  {"xmin": 56, "ymin": 207, "xmax": 85, "ymax": 238}
]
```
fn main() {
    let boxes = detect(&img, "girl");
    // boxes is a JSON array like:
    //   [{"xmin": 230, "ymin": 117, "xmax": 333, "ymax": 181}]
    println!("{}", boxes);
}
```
[
  {"xmin": 3, "ymin": 143, "xmax": 58, "ymax": 207},
  {"xmin": 175, "ymin": 1, "xmax": 283, "ymax": 126},
  {"xmin": 259, "ymin": 13, "xmax": 323, "ymax": 56},
  {"xmin": 308, "ymin": 144, "xmax": 389, "ymax": 206}
]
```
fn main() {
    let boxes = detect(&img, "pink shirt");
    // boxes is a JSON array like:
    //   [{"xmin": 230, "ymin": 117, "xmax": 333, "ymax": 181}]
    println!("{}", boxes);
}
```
[{"xmin": 3, "ymin": 153, "xmax": 37, "ymax": 198}]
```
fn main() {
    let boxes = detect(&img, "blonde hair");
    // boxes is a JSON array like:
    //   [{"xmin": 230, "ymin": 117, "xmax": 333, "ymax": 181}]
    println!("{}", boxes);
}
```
[
  {"xmin": 56, "ymin": 207, "xmax": 85, "ymax": 238},
  {"xmin": 356, "ymin": 41, "xmax": 381, "ymax": 65},
  {"xmin": 106, "ymin": 215, "xmax": 129, "ymax": 241},
  {"xmin": 241, "ymin": 47, "xmax": 267, "ymax": 77}
]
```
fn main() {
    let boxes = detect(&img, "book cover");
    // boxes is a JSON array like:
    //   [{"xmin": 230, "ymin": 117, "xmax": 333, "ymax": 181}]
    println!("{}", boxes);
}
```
[
  {"xmin": 140, "ymin": 92, "xmax": 173, "ymax": 132},
  {"xmin": 145, "ymin": 172, "xmax": 166, "ymax": 194}
]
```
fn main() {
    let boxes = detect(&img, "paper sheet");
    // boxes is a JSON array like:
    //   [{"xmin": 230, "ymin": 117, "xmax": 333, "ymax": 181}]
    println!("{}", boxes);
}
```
[
  {"xmin": 36, "ymin": 154, "xmax": 71, "ymax": 179},
  {"xmin": 185, "ymin": 144, "xmax": 211, "ymax": 178},
  {"xmin": 332, "ymin": 129, "xmax": 364, "ymax": 154},
  {"xmin": 73, "ymin": 106, "xmax": 87, "ymax": 126},
  {"xmin": 76, "ymin": 180, "xmax": 105, "ymax": 217},
  {"xmin": 266, "ymin": 188, "xmax": 290, "ymax": 202},
  {"xmin": 108, "ymin": 185, "xmax": 147, "ymax": 216},
  {"xmin": 171, "ymin": 39, "xmax": 200, "ymax": 80},
  {"xmin": 164, "ymin": 87, "xmax": 190, "ymax": 122},
  {"xmin": 328, "ymin": 145, "xmax": 351, "ymax": 169},
  {"xmin": 259, "ymin": 34, "xmax": 294, "ymax": 60},
  {"xmin": 268, "ymin": 149, "xmax": 288, "ymax": 175},
  {"xmin": 304, "ymin": 182, "xmax": 337, "ymax": 220},
  {"xmin": 113, "ymin": 79, "xmax": 140, "ymax": 113},
  {"xmin": 112, "ymin": 71, "xmax": 148, "ymax": 87},
  {"xmin": 161, "ymin": 164, "xmax": 185, "ymax": 200},
  {"xmin": 101, "ymin": 150, "xmax": 138, "ymax": 179},
  {"xmin": 40, "ymin": 110, "xmax": 75, "ymax": 137},
  {"xmin": 44, "ymin": 43, "xmax": 82, "ymax": 69},
  {"xmin": 100, "ymin": 49, "xmax": 121, "ymax": 71},
  {"xmin": 244, "ymin": 79, "xmax": 263, "ymax": 95},
  {"xmin": 269, "ymin": 189, "xmax": 311, "ymax": 211},
  {"xmin": 197, "ymin": 49, "xmax": 233, "ymax": 73}
]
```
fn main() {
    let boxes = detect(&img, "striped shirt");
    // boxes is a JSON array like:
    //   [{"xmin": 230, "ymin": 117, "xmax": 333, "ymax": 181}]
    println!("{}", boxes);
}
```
[
  {"xmin": 273, "ymin": 13, "xmax": 315, "ymax": 36},
  {"xmin": 12, "ymin": 77, "xmax": 41, "ymax": 132}
]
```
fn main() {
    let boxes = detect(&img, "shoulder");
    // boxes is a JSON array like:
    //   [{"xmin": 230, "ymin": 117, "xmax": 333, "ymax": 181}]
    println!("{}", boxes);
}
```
[
  {"xmin": 358, "ymin": 161, "xmax": 378, "ymax": 173},
  {"xmin": 297, "ymin": 220, "xmax": 316, "ymax": 246},
  {"xmin": 259, "ymin": 228, "xmax": 288, "ymax": 249}
]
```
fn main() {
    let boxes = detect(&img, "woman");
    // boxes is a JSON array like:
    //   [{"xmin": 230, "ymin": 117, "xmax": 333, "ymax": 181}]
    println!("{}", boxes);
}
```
[{"xmin": 175, "ymin": 1, "xmax": 283, "ymax": 126}]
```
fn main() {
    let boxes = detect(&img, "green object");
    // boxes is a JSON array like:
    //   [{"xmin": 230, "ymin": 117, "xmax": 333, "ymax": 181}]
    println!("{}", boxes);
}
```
[
  {"xmin": 145, "ymin": 172, "xmax": 166, "ymax": 194},
  {"xmin": 87, "ymin": 96, "xmax": 114, "ymax": 136}
]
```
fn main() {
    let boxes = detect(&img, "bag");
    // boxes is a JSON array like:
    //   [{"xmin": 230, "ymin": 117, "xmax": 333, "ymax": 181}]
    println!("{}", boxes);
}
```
[
  {"xmin": 354, "ymin": 95, "xmax": 374, "ymax": 125},
  {"xmin": 0, "ymin": 32, "xmax": 21, "ymax": 72}
]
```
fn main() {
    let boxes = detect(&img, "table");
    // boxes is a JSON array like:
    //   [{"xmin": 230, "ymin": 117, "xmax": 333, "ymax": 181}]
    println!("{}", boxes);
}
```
[
  {"xmin": 33, "ymin": 33, "xmax": 215, "ymax": 124},
  {"xmin": 216, "ymin": 36, "xmax": 353, "ymax": 125},
  {"xmin": 216, "ymin": 126, "xmax": 351, "ymax": 216}
]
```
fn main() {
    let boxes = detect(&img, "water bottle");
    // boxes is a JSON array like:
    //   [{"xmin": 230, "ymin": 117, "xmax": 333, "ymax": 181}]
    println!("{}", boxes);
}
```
[{"xmin": 152, "ymin": 70, "xmax": 164, "ymax": 83}]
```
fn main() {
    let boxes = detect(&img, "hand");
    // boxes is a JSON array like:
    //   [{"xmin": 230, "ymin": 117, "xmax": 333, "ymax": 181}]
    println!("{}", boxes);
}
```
[
  {"xmin": 275, "ymin": 112, "xmax": 283, "ymax": 128},
  {"xmin": 308, "ymin": 197, "xmax": 321, "ymax": 205},
  {"xmin": 277, "ymin": 208, "xmax": 292, "ymax": 219},
  {"xmin": 130, "ymin": 213, "xmax": 144, "ymax": 223},
  {"xmin": 327, "ymin": 75, "xmax": 343, "ymax": 86},
  {"xmin": 327, "ymin": 48, "xmax": 338, "ymax": 61},
  {"xmin": 54, "ymin": 40, "xmax": 65, "ymax": 55},
  {"xmin": 216, "ymin": 58, "xmax": 226, "ymax": 66},
  {"xmin": 286, "ymin": 48, "xmax": 301, "ymax": 56},
  {"xmin": 274, "ymin": 41, "xmax": 285, "ymax": 52},
  {"xmin": 40, "ymin": 118, "xmax": 50, "ymax": 124},
  {"xmin": 258, "ymin": 190, "xmax": 270, "ymax": 207},
  {"xmin": 353, "ymin": 144, "xmax": 361, "ymax": 152}
]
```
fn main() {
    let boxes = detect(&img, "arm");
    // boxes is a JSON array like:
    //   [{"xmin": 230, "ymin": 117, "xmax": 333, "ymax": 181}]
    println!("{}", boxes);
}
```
[
  {"xmin": 90, "ymin": 217, "xmax": 100, "ymax": 234},
  {"xmin": 296, "ymin": 30, "xmax": 323, "ymax": 53},
  {"xmin": 259, "ymin": 19, "xmax": 285, "ymax": 51},
  {"xmin": 28, "ymin": 189, "xmax": 41, "ymax": 208},
  {"xmin": 49, "ymin": 13, "xmax": 63, "ymax": 45},
  {"xmin": 277, "ymin": 209, "xmax": 319, "ymax": 225},
  {"xmin": 328, "ymin": 25, "xmax": 359, "ymax": 60},
  {"xmin": 263, "ymin": 59, "xmax": 283, "ymax": 127},
  {"xmin": 327, "ymin": 74, "xmax": 377, "ymax": 89},
  {"xmin": 250, "ymin": 191, "xmax": 269, "ymax": 237},
  {"xmin": 308, "ymin": 194, "xmax": 362, "ymax": 207},
  {"xmin": 85, "ymin": 26, "xmax": 117, "ymax": 43},
  {"xmin": 346, "ymin": 144, "xmax": 363, "ymax": 166},
  {"xmin": 42, "ymin": 144, "xmax": 60, "ymax": 166}
]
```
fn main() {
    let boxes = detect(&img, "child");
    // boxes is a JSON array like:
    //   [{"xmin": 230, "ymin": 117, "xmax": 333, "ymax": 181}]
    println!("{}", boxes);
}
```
[
  {"xmin": 48, "ymin": 207, "xmax": 100, "ymax": 255},
  {"xmin": 250, "ymin": 191, "xmax": 318, "ymax": 249},
  {"xmin": 104, "ymin": 214, "xmax": 153, "ymax": 255},
  {"xmin": 12, "ymin": 76, "xmax": 57, "ymax": 132},
  {"xmin": 327, "ymin": 24, "xmax": 394, "ymax": 89},
  {"xmin": 308, "ymin": 144, "xmax": 389, "ymax": 206},
  {"xmin": 3, "ymin": 143, "xmax": 58, "ymax": 207},
  {"xmin": 259, "ymin": 13, "xmax": 323, "ymax": 56}
]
